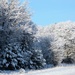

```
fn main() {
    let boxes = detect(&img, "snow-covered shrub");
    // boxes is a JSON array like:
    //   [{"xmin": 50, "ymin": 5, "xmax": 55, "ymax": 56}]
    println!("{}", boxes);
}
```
[
  {"xmin": 38, "ymin": 37, "xmax": 54, "ymax": 65},
  {"xmin": 0, "ymin": 43, "xmax": 22, "ymax": 70},
  {"xmin": 0, "ymin": 42, "xmax": 33, "ymax": 70},
  {"xmin": 35, "ymin": 26, "xmax": 55, "ymax": 66}
]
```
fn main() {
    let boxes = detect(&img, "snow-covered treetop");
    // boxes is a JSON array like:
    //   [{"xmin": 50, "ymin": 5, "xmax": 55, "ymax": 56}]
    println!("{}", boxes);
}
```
[{"xmin": 0, "ymin": 0, "xmax": 31, "ymax": 27}]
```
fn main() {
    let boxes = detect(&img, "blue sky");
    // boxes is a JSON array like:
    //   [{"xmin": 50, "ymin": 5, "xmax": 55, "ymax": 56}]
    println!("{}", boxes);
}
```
[{"xmin": 21, "ymin": 0, "xmax": 75, "ymax": 26}]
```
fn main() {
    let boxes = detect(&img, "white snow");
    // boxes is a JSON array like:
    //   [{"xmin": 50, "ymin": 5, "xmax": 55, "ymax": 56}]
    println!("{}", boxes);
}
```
[
  {"xmin": 26, "ymin": 65, "xmax": 75, "ymax": 75},
  {"xmin": 0, "ymin": 65, "xmax": 75, "ymax": 75}
]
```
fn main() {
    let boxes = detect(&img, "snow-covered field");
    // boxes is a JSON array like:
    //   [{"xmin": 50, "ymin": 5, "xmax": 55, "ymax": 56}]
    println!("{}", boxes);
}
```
[{"xmin": 0, "ymin": 65, "xmax": 75, "ymax": 75}]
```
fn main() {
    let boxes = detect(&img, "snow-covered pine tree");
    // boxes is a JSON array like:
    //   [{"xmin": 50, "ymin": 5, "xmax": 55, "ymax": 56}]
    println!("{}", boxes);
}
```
[
  {"xmin": 0, "ymin": 0, "xmax": 46, "ymax": 70},
  {"xmin": 19, "ymin": 30, "xmax": 46, "ymax": 69}
]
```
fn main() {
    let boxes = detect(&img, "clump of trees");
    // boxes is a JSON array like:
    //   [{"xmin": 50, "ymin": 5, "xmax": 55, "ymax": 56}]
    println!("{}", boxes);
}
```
[
  {"xmin": 0, "ymin": 0, "xmax": 75, "ymax": 71},
  {"xmin": 36, "ymin": 21, "xmax": 75, "ymax": 66},
  {"xmin": 0, "ymin": 0, "xmax": 46, "ymax": 70}
]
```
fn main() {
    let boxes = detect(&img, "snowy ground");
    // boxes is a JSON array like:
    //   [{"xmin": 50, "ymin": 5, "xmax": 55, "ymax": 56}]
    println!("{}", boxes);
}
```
[{"xmin": 0, "ymin": 65, "xmax": 75, "ymax": 75}]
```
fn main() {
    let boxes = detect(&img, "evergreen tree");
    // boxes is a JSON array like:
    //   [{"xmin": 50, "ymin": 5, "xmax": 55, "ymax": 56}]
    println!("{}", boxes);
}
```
[{"xmin": 0, "ymin": 0, "xmax": 46, "ymax": 70}]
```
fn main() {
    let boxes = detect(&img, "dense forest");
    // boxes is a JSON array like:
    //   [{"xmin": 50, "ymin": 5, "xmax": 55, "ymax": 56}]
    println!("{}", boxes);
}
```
[{"xmin": 0, "ymin": 0, "xmax": 75, "ymax": 70}]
